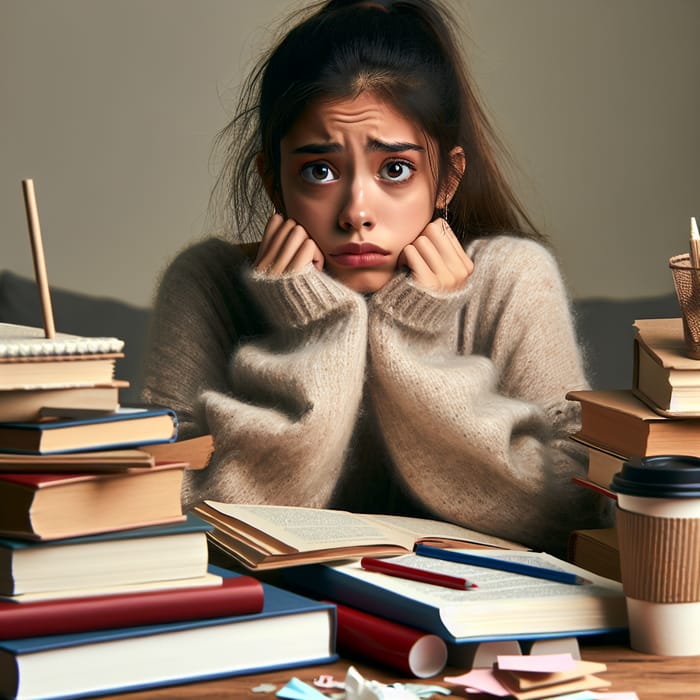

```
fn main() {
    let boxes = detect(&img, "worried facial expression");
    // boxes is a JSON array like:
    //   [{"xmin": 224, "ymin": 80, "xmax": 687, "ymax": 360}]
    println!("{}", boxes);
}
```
[{"xmin": 278, "ymin": 93, "xmax": 442, "ymax": 292}]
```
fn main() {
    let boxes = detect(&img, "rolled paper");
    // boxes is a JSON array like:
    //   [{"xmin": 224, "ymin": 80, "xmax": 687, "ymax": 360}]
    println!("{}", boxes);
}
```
[{"xmin": 332, "ymin": 601, "xmax": 447, "ymax": 678}]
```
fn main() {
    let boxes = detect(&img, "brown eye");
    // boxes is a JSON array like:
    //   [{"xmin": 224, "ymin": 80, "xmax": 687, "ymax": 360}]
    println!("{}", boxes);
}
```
[
  {"xmin": 301, "ymin": 162, "xmax": 337, "ymax": 183},
  {"xmin": 379, "ymin": 160, "xmax": 414, "ymax": 182}
]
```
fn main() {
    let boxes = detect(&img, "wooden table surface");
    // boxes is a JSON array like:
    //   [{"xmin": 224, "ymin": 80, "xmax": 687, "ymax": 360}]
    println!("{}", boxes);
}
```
[{"xmin": 98, "ymin": 640, "xmax": 700, "ymax": 700}]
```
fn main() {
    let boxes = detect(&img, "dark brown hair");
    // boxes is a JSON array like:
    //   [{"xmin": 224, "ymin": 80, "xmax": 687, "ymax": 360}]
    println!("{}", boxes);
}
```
[{"xmin": 209, "ymin": 0, "xmax": 544, "ymax": 246}]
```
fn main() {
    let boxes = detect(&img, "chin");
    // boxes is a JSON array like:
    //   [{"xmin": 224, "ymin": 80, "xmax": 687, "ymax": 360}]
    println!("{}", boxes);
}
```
[{"xmin": 332, "ymin": 268, "xmax": 394, "ymax": 294}]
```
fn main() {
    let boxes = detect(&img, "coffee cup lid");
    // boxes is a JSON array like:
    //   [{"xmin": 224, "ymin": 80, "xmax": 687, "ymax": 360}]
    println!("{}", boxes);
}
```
[{"xmin": 610, "ymin": 455, "xmax": 700, "ymax": 497}]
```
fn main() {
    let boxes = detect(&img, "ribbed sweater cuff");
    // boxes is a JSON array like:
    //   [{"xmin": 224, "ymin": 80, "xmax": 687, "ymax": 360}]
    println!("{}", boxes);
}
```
[
  {"xmin": 247, "ymin": 266, "xmax": 362, "ymax": 329},
  {"xmin": 370, "ymin": 273, "xmax": 470, "ymax": 334}
]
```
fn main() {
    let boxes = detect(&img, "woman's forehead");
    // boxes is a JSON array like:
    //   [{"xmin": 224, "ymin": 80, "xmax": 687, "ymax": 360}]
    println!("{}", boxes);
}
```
[{"xmin": 283, "ymin": 93, "xmax": 429, "ymax": 148}]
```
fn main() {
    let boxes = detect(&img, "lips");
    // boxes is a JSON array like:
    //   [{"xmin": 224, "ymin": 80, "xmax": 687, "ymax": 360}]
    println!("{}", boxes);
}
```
[
  {"xmin": 329, "ymin": 242, "xmax": 390, "ymax": 268},
  {"xmin": 331, "ymin": 242, "xmax": 389, "ymax": 256}
]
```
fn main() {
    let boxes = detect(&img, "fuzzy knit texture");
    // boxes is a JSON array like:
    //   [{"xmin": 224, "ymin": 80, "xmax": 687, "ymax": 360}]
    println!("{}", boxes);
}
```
[{"xmin": 142, "ymin": 234, "xmax": 613, "ymax": 556}]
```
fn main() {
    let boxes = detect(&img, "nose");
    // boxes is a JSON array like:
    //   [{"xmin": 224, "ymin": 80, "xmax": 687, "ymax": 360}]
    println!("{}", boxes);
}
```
[{"xmin": 338, "ymin": 179, "xmax": 376, "ymax": 233}]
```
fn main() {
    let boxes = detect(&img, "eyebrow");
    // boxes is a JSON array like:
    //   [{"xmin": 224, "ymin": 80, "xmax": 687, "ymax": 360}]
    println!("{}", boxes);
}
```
[
  {"xmin": 291, "ymin": 139, "xmax": 425, "ymax": 155},
  {"xmin": 368, "ymin": 138, "xmax": 424, "ymax": 153}
]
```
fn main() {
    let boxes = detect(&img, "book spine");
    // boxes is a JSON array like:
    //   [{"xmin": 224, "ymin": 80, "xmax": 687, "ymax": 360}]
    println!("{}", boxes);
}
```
[{"xmin": 0, "ymin": 576, "xmax": 264, "ymax": 639}]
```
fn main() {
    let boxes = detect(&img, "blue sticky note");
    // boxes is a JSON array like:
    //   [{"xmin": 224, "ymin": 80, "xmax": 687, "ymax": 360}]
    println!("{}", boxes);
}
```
[{"xmin": 276, "ymin": 677, "xmax": 328, "ymax": 700}]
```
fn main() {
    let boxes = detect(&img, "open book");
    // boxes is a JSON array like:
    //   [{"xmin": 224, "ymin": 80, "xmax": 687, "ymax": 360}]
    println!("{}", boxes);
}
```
[
  {"xmin": 192, "ymin": 502, "xmax": 527, "ymax": 570},
  {"xmin": 285, "ymin": 550, "xmax": 627, "ymax": 643}
]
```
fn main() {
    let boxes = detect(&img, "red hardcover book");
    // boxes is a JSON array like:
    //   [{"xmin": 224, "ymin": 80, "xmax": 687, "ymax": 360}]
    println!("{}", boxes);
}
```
[{"xmin": 0, "ymin": 574, "xmax": 264, "ymax": 639}]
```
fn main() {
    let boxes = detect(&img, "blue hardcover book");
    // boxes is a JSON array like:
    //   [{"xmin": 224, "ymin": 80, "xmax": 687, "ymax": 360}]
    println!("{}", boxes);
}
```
[
  {"xmin": 0, "ymin": 515, "xmax": 213, "ymax": 599},
  {"xmin": 0, "ymin": 406, "xmax": 177, "ymax": 454},
  {"xmin": 284, "ymin": 551, "xmax": 628, "ymax": 644},
  {"xmin": 0, "ymin": 566, "xmax": 338, "ymax": 700}
]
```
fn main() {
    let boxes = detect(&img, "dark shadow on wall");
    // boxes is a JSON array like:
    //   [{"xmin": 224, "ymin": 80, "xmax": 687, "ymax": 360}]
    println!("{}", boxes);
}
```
[{"xmin": 574, "ymin": 293, "xmax": 680, "ymax": 389}]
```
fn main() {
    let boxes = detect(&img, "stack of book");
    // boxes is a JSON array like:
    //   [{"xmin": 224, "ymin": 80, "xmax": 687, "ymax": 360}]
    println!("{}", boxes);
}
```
[
  {"xmin": 0, "ymin": 324, "xmax": 337, "ymax": 699},
  {"xmin": 0, "ymin": 322, "xmax": 180, "ymax": 457},
  {"xmin": 566, "ymin": 317, "xmax": 700, "ymax": 581}
]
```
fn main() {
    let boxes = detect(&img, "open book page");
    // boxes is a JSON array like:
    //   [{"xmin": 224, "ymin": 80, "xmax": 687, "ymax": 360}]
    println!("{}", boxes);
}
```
[
  {"xmin": 199, "ymin": 502, "xmax": 416, "ymax": 553},
  {"xmin": 197, "ymin": 503, "xmax": 525, "ymax": 555},
  {"xmin": 369, "ymin": 514, "xmax": 528, "ymax": 550}
]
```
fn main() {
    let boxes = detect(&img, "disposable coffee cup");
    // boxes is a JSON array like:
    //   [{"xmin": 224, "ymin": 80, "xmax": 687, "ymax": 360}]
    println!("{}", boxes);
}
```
[{"xmin": 611, "ymin": 455, "xmax": 700, "ymax": 656}]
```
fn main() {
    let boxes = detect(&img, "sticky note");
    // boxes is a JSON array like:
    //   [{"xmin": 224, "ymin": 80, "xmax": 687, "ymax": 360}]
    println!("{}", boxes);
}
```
[{"xmin": 497, "ymin": 653, "xmax": 576, "ymax": 672}]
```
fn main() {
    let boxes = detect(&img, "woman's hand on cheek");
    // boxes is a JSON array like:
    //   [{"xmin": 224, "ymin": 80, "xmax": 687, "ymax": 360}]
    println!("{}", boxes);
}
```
[
  {"xmin": 254, "ymin": 213, "xmax": 325, "ymax": 276},
  {"xmin": 398, "ymin": 219, "xmax": 474, "ymax": 292}
]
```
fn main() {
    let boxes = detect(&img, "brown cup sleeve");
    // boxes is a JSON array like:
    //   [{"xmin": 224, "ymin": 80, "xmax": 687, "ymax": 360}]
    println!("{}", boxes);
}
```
[{"xmin": 616, "ymin": 506, "xmax": 700, "ymax": 603}]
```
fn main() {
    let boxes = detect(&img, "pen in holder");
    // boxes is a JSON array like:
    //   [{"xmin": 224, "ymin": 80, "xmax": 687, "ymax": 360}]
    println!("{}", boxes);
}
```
[{"xmin": 669, "ymin": 253, "xmax": 700, "ymax": 359}]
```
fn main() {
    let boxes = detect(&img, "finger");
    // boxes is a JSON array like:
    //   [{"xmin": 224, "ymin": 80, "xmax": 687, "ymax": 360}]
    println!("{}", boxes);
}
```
[
  {"xmin": 266, "ymin": 224, "xmax": 319, "ymax": 275},
  {"xmin": 412, "ymin": 234, "xmax": 463, "ymax": 290},
  {"xmin": 287, "ymin": 238, "xmax": 325, "ymax": 273},
  {"xmin": 419, "ymin": 222, "xmax": 474, "ymax": 288},
  {"xmin": 255, "ymin": 219, "xmax": 306, "ymax": 274},
  {"xmin": 409, "ymin": 234, "xmax": 472, "ymax": 292},
  {"xmin": 423, "ymin": 219, "xmax": 472, "ymax": 271},
  {"xmin": 411, "ymin": 234, "xmax": 443, "ymax": 276},
  {"xmin": 254, "ymin": 213, "xmax": 286, "ymax": 265},
  {"xmin": 401, "ymin": 243, "xmax": 439, "ymax": 289}
]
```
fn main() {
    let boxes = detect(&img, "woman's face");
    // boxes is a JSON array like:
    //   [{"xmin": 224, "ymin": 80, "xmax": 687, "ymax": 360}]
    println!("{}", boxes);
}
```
[{"xmin": 278, "ymin": 93, "xmax": 440, "ymax": 293}]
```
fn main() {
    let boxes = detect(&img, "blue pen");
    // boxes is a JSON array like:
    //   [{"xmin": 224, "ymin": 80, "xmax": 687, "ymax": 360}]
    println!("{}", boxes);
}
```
[{"xmin": 415, "ymin": 544, "xmax": 589, "ymax": 586}]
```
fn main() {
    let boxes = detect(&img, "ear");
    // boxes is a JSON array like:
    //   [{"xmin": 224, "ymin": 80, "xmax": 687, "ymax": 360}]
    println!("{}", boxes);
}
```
[
  {"xmin": 256, "ymin": 152, "xmax": 283, "ymax": 212},
  {"xmin": 438, "ymin": 146, "xmax": 466, "ymax": 208}
]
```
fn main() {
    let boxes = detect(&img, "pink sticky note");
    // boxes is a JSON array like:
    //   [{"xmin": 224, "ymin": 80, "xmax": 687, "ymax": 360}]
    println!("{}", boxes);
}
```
[
  {"xmin": 496, "ymin": 652, "xmax": 575, "ymax": 672},
  {"xmin": 443, "ymin": 669, "xmax": 510, "ymax": 696}
]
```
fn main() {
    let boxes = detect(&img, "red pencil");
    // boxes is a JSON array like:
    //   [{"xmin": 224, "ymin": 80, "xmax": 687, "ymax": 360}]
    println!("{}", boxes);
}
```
[{"xmin": 360, "ymin": 557, "xmax": 478, "ymax": 590}]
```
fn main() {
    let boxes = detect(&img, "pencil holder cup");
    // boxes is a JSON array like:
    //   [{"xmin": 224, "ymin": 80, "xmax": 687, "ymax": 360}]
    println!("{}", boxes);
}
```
[{"xmin": 669, "ymin": 253, "xmax": 700, "ymax": 359}]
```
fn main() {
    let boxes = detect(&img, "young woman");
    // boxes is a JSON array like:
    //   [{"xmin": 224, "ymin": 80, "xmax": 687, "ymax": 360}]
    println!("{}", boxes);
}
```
[{"xmin": 142, "ymin": 0, "xmax": 611, "ymax": 556}]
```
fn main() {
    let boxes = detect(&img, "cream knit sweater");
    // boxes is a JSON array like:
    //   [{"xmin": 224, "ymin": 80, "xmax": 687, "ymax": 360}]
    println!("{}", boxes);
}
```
[{"xmin": 142, "ymin": 234, "xmax": 611, "ymax": 555}]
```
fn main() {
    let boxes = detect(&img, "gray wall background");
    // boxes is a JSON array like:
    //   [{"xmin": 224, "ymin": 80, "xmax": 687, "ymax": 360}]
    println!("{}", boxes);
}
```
[{"xmin": 2, "ymin": 0, "xmax": 699, "ymax": 309}]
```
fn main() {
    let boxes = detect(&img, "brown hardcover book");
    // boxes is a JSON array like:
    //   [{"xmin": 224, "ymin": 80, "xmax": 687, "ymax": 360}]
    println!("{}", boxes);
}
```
[
  {"xmin": 0, "ymin": 462, "xmax": 186, "ymax": 541},
  {"xmin": 194, "ymin": 502, "xmax": 527, "ymax": 570},
  {"xmin": 0, "ymin": 382, "xmax": 127, "ymax": 422},
  {"xmin": 0, "ymin": 355, "xmax": 122, "ymax": 390},
  {"xmin": 142, "ymin": 434, "xmax": 214, "ymax": 470},
  {"xmin": 633, "ymin": 317, "xmax": 700, "ymax": 416},
  {"xmin": 566, "ymin": 389, "xmax": 700, "ymax": 458},
  {"xmin": 0, "ymin": 449, "xmax": 155, "ymax": 473},
  {"xmin": 585, "ymin": 445, "xmax": 625, "ymax": 488},
  {"xmin": 567, "ymin": 527, "xmax": 620, "ymax": 582}
]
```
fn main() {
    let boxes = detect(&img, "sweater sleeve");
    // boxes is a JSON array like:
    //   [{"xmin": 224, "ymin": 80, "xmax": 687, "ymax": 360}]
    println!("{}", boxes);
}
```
[
  {"xmin": 141, "ymin": 238, "xmax": 250, "ymax": 438},
  {"xmin": 142, "ymin": 240, "xmax": 368, "ymax": 511},
  {"xmin": 186, "ymin": 266, "xmax": 368, "ymax": 510},
  {"xmin": 366, "ymin": 236, "xmax": 612, "ymax": 556}
]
